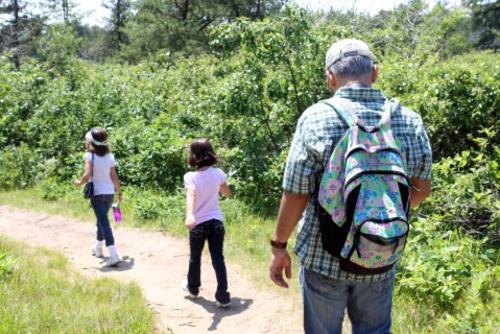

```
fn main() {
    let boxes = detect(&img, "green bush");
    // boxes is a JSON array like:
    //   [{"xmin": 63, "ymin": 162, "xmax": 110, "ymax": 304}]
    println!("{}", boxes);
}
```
[
  {"xmin": 39, "ymin": 179, "xmax": 73, "ymax": 201},
  {"xmin": 394, "ymin": 137, "xmax": 499, "ymax": 332},
  {"xmin": 398, "ymin": 218, "xmax": 495, "ymax": 307},
  {"xmin": 419, "ymin": 131, "xmax": 499, "ymax": 243},
  {"xmin": 126, "ymin": 188, "xmax": 184, "ymax": 221},
  {"xmin": 396, "ymin": 216, "xmax": 499, "ymax": 332},
  {"xmin": 1, "ymin": 15, "xmax": 498, "ymax": 207},
  {"xmin": 0, "ymin": 144, "xmax": 37, "ymax": 189},
  {"xmin": 379, "ymin": 52, "xmax": 499, "ymax": 160}
]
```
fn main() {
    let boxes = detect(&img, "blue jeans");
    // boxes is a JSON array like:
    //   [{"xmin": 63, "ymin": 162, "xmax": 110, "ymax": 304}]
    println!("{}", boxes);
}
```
[
  {"xmin": 90, "ymin": 194, "xmax": 115, "ymax": 247},
  {"xmin": 301, "ymin": 267, "xmax": 394, "ymax": 334},
  {"xmin": 187, "ymin": 219, "xmax": 230, "ymax": 304}
]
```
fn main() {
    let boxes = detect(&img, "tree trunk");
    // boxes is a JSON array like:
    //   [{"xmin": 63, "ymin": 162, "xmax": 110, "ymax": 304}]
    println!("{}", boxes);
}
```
[
  {"xmin": 229, "ymin": 0, "xmax": 240, "ymax": 18},
  {"xmin": 174, "ymin": 0, "xmax": 190, "ymax": 21},
  {"xmin": 62, "ymin": 0, "xmax": 69, "ymax": 23},
  {"xmin": 12, "ymin": 0, "xmax": 20, "ymax": 69},
  {"xmin": 254, "ymin": 0, "xmax": 262, "ymax": 20},
  {"xmin": 116, "ymin": 0, "xmax": 122, "ymax": 48}
]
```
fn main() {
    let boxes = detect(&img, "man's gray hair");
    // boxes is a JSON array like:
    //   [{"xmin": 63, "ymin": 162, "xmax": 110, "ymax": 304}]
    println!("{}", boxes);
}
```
[{"xmin": 328, "ymin": 55, "xmax": 373, "ymax": 78}]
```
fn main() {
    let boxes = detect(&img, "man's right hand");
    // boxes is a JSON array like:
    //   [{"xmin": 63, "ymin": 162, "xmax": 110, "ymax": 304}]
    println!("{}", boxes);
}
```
[{"xmin": 269, "ymin": 247, "xmax": 292, "ymax": 288}]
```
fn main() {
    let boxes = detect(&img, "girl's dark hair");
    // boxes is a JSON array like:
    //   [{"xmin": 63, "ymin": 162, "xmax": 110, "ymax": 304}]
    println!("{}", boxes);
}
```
[
  {"xmin": 90, "ymin": 127, "xmax": 110, "ymax": 157},
  {"xmin": 188, "ymin": 138, "xmax": 218, "ymax": 169}
]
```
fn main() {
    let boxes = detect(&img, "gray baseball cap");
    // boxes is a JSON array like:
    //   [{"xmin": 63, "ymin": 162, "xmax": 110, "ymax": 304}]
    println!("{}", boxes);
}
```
[{"xmin": 325, "ymin": 38, "xmax": 376, "ymax": 70}]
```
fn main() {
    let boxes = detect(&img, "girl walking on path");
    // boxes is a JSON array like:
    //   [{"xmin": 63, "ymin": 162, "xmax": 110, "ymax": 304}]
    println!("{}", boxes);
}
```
[
  {"xmin": 183, "ymin": 138, "xmax": 231, "ymax": 307},
  {"xmin": 76, "ymin": 127, "xmax": 122, "ymax": 267}
]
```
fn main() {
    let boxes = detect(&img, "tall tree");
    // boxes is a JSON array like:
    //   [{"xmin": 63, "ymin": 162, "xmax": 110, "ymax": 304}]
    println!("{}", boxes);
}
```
[
  {"xmin": 220, "ymin": 0, "xmax": 285, "ymax": 20},
  {"xmin": 0, "ymin": 0, "xmax": 22, "ymax": 68},
  {"xmin": 0, "ymin": 0, "xmax": 45, "ymax": 69},
  {"xmin": 75, "ymin": 24, "xmax": 109, "ymax": 61},
  {"xmin": 121, "ymin": 0, "xmax": 285, "ymax": 61},
  {"xmin": 465, "ymin": 0, "xmax": 499, "ymax": 50},
  {"xmin": 62, "ymin": 0, "xmax": 69, "ymax": 22},
  {"xmin": 45, "ymin": 0, "xmax": 76, "ymax": 23},
  {"xmin": 103, "ymin": 0, "xmax": 132, "ymax": 54}
]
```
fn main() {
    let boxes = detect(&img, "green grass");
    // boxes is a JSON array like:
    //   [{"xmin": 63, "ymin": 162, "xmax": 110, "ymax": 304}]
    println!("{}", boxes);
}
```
[{"xmin": 0, "ymin": 236, "xmax": 156, "ymax": 334}]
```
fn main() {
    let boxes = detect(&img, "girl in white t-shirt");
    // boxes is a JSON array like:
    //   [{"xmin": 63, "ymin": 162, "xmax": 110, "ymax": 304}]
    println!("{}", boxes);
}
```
[
  {"xmin": 182, "ymin": 138, "xmax": 231, "ymax": 307},
  {"xmin": 75, "ymin": 127, "xmax": 122, "ymax": 267}
]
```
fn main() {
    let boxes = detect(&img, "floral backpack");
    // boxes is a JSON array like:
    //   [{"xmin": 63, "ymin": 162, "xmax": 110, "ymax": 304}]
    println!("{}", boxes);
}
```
[{"xmin": 318, "ymin": 97, "xmax": 411, "ymax": 275}]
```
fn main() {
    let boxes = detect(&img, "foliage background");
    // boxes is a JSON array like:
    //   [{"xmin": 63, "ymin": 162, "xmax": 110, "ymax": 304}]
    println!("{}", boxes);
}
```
[{"xmin": 0, "ymin": 1, "xmax": 499, "ymax": 333}]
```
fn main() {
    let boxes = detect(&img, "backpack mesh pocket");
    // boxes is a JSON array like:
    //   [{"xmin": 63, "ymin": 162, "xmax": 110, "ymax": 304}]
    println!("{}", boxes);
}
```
[{"xmin": 347, "ymin": 220, "xmax": 408, "ymax": 269}]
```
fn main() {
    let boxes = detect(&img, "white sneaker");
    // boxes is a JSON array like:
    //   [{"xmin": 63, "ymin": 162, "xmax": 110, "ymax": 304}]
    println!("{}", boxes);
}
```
[
  {"xmin": 216, "ymin": 301, "xmax": 231, "ymax": 308},
  {"xmin": 106, "ymin": 255, "xmax": 121, "ymax": 267},
  {"xmin": 91, "ymin": 245, "xmax": 104, "ymax": 258},
  {"xmin": 181, "ymin": 280, "xmax": 198, "ymax": 299}
]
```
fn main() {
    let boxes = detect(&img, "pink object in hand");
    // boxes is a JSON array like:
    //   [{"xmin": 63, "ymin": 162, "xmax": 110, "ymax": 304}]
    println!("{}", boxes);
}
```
[{"xmin": 112, "ymin": 203, "xmax": 122, "ymax": 224}]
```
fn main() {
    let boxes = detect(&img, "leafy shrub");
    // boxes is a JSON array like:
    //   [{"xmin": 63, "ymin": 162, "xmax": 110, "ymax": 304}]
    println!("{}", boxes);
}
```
[
  {"xmin": 39, "ymin": 179, "xmax": 73, "ymax": 201},
  {"xmin": 131, "ymin": 194, "xmax": 166, "ymax": 220},
  {"xmin": 395, "ymin": 135, "xmax": 499, "ymax": 332},
  {"xmin": 36, "ymin": 25, "xmax": 80, "ymax": 75},
  {"xmin": 0, "ymin": 144, "xmax": 37, "ymax": 190},
  {"xmin": 435, "ymin": 267, "xmax": 499, "ymax": 333},
  {"xmin": 127, "ymin": 188, "xmax": 184, "ymax": 221},
  {"xmin": 396, "ymin": 216, "xmax": 498, "ymax": 332},
  {"xmin": 398, "ymin": 218, "xmax": 495, "ymax": 307},
  {"xmin": 379, "ymin": 52, "xmax": 500, "ymax": 160},
  {"xmin": 1, "ymin": 9, "xmax": 498, "ymax": 209},
  {"xmin": 419, "ymin": 131, "xmax": 499, "ymax": 244},
  {"xmin": 395, "ymin": 218, "xmax": 500, "ymax": 334}
]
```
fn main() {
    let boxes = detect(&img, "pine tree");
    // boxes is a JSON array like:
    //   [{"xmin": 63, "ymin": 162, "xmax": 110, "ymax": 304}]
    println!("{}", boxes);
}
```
[
  {"xmin": 0, "ymin": 0, "xmax": 45, "ymax": 69},
  {"xmin": 103, "ymin": 0, "xmax": 132, "ymax": 54}
]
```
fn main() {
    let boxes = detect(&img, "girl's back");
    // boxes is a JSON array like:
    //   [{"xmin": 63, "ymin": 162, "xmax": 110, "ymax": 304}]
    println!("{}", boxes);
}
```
[
  {"xmin": 183, "ymin": 138, "xmax": 231, "ymax": 306},
  {"xmin": 184, "ymin": 167, "xmax": 226, "ymax": 224},
  {"xmin": 84, "ymin": 152, "xmax": 116, "ymax": 195}
]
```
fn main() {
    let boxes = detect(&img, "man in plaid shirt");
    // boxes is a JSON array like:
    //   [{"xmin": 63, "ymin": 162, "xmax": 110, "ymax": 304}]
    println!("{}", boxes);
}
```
[{"xmin": 268, "ymin": 39, "xmax": 432, "ymax": 333}]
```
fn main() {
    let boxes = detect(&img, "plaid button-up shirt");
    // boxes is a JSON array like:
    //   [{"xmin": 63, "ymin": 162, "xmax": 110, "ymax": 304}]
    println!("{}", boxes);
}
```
[{"xmin": 283, "ymin": 87, "xmax": 432, "ymax": 282}]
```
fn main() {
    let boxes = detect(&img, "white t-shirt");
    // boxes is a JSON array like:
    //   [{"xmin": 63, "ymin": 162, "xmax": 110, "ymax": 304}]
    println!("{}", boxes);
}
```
[
  {"xmin": 183, "ymin": 167, "xmax": 227, "ymax": 225},
  {"xmin": 84, "ymin": 152, "xmax": 116, "ymax": 196}
]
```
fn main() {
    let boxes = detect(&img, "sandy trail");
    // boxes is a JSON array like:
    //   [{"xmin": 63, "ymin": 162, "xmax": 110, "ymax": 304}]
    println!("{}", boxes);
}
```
[{"xmin": 0, "ymin": 205, "xmax": 303, "ymax": 334}]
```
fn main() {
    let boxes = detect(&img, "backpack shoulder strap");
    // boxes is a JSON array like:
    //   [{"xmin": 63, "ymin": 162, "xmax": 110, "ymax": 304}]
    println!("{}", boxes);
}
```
[
  {"xmin": 377, "ymin": 99, "xmax": 402, "ymax": 148},
  {"xmin": 90, "ymin": 153, "xmax": 94, "ymax": 181},
  {"xmin": 378, "ymin": 98, "xmax": 399, "ymax": 129},
  {"xmin": 322, "ymin": 97, "xmax": 360, "ymax": 128}
]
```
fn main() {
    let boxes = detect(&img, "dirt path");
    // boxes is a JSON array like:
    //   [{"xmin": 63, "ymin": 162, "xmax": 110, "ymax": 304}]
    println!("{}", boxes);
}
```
[{"xmin": 0, "ymin": 205, "xmax": 303, "ymax": 334}]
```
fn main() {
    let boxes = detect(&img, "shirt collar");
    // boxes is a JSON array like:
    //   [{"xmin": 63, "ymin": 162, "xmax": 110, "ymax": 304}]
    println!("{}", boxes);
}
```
[{"xmin": 334, "ymin": 86, "xmax": 386, "ymax": 101}]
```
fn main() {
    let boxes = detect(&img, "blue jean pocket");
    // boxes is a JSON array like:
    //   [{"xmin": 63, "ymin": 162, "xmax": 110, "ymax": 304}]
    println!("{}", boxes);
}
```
[
  {"xmin": 303, "ymin": 268, "xmax": 346, "ymax": 298},
  {"xmin": 367, "ymin": 275, "xmax": 394, "ymax": 293}
]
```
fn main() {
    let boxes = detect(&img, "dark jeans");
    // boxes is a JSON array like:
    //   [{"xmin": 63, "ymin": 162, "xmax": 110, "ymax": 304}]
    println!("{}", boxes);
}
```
[
  {"xmin": 187, "ymin": 219, "xmax": 230, "ymax": 304},
  {"xmin": 90, "ymin": 194, "xmax": 115, "ymax": 247}
]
